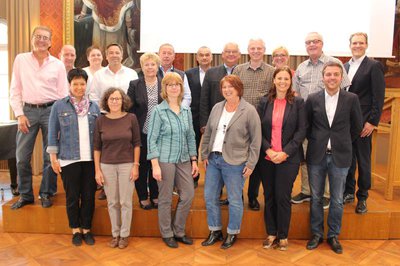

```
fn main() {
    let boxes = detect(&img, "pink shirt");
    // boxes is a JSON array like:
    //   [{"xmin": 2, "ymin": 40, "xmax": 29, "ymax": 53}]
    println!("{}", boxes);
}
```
[
  {"xmin": 266, "ymin": 98, "xmax": 287, "ymax": 160},
  {"xmin": 9, "ymin": 52, "xmax": 69, "ymax": 117}
]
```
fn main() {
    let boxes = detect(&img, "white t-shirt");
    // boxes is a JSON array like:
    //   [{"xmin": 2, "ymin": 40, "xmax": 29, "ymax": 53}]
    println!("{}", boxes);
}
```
[{"xmin": 212, "ymin": 107, "xmax": 236, "ymax": 152}]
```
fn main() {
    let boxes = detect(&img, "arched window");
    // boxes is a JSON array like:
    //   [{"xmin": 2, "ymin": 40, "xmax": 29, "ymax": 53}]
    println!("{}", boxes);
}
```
[{"xmin": 0, "ymin": 19, "xmax": 9, "ymax": 121}]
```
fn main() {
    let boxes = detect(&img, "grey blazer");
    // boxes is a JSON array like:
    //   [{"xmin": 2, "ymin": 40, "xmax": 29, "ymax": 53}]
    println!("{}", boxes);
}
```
[{"xmin": 201, "ymin": 98, "xmax": 261, "ymax": 170}]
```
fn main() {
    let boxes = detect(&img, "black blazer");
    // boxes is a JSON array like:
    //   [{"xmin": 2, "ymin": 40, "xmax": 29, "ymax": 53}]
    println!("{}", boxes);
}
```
[
  {"xmin": 344, "ymin": 56, "xmax": 385, "ymax": 126},
  {"xmin": 199, "ymin": 64, "xmax": 228, "ymax": 128},
  {"xmin": 257, "ymin": 96, "xmax": 307, "ymax": 164},
  {"xmin": 127, "ymin": 77, "xmax": 162, "ymax": 132},
  {"xmin": 306, "ymin": 89, "xmax": 363, "ymax": 168},
  {"xmin": 185, "ymin": 67, "xmax": 201, "ymax": 126}
]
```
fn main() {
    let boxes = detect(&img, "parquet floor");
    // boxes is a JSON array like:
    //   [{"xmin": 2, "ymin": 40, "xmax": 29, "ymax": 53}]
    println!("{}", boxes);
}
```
[{"xmin": 1, "ymin": 170, "xmax": 400, "ymax": 265}]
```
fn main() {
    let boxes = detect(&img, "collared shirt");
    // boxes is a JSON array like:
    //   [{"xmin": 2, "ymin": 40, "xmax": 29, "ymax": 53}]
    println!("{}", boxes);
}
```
[
  {"xmin": 293, "ymin": 54, "xmax": 351, "ymax": 101},
  {"xmin": 89, "ymin": 65, "xmax": 138, "ymax": 104},
  {"xmin": 224, "ymin": 63, "xmax": 236, "ymax": 75},
  {"xmin": 9, "ymin": 52, "xmax": 69, "ymax": 117},
  {"xmin": 199, "ymin": 66, "xmax": 206, "ymax": 86},
  {"xmin": 348, "ymin": 55, "xmax": 366, "ymax": 82},
  {"xmin": 325, "ymin": 89, "xmax": 340, "ymax": 149},
  {"xmin": 160, "ymin": 66, "xmax": 192, "ymax": 108},
  {"xmin": 147, "ymin": 100, "xmax": 197, "ymax": 163},
  {"xmin": 233, "ymin": 61, "xmax": 275, "ymax": 107},
  {"xmin": 83, "ymin": 66, "xmax": 105, "ymax": 96}
]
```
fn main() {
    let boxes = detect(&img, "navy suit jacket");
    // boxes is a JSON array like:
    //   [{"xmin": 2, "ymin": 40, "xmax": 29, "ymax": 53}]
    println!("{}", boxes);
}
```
[
  {"xmin": 306, "ymin": 89, "xmax": 363, "ymax": 168},
  {"xmin": 185, "ymin": 67, "xmax": 201, "ymax": 128},
  {"xmin": 199, "ymin": 64, "xmax": 228, "ymax": 128},
  {"xmin": 344, "ymin": 56, "xmax": 385, "ymax": 126},
  {"xmin": 257, "ymin": 96, "xmax": 307, "ymax": 163},
  {"xmin": 127, "ymin": 77, "xmax": 162, "ymax": 132}
]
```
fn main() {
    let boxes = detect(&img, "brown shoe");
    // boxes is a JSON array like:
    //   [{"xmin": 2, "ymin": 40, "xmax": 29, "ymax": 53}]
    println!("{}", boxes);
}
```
[
  {"xmin": 276, "ymin": 238, "xmax": 288, "ymax": 251},
  {"xmin": 262, "ymin": 235, "xmax": 277, "ymax": 249},
  {"xmin": 109, "ymin": 236, "xmax": 119, "ymax": 248},
  {"xmin": 118, "ymin": 237, "xmax": 129, "ymax": 249}
]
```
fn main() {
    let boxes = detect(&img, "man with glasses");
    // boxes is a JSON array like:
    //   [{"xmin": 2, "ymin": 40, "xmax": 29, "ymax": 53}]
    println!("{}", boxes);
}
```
[
  {"xmin": 291, "ymin": 32, "xmax": 351, "ymax": 210},
  {"xmin": 200, "ymin": 42, "xmax": 241, "ymax": 131},
  {"xmin": 233, "ymin": 38, "xmax": 275, "ymax": 211},
  {"xmin": 10, "ymin": 26, "xmax": 68, "ymax": 209}
]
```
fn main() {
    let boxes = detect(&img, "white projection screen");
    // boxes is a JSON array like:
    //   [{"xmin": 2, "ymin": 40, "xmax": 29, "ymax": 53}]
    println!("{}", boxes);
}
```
[{"xmin": 140, "ymin": 0, "xmax": 396, "ymax": 58}]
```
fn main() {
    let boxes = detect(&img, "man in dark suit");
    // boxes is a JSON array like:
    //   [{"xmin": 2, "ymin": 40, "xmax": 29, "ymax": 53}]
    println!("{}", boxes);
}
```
[
  {"xmin": 199, "ymin": 42, "xmax": 241, "ymax": 130},
  {"xmin": 305, "ymin": 61, "xmax": 362, "ymax": 254},
  {"xmin": 199, "ymin": 42, "xmax": 240, "ymax": 205},
  {"xmin": 186, "ymin": 46, "xmax": 213, "ymax": 188},
  {"xmin": 343, "ymin": 32, "xmax": 385, "ymax": 214}
]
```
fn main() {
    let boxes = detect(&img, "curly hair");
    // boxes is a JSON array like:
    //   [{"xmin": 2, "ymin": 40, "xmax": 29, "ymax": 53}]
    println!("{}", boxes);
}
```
[
  {"xmin": 100, "ymin": 87, "xmax": 132, "ymax": 112},
  {"xmin": 267, "ymin": 66, "xmax": 295, "ymax": 104}
]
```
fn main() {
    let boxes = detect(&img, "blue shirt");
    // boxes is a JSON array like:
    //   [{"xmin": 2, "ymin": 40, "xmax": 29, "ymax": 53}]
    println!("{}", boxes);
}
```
[{"xmin": 147, "ymin": 100, "xmax": 197, "ymax": 163}]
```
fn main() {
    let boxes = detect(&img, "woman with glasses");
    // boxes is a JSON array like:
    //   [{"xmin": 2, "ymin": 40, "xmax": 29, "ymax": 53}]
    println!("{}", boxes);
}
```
[
  {"xmin": 147, "ymin": 72, "xmax": 199, "ymax": 248},
  {"xmin": 201, "ymin": 75, "xmax": 261, "ymax": 249},
  {"xmin": 93, "ymin": 88, "xmax": 141, "ymax": 249},
  {"xmin": 271, "ymin": 46, "xmax": 294, "ymax": 75}
]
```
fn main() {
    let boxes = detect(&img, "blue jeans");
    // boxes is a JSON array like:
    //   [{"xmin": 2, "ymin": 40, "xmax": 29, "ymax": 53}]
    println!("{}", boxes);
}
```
[
  {"xmin": 204, "ymin": 153, "xmax": 245, "ymax": 234},
  {"xmin": 308, "ymin": 154, "xmax": 349, "ymax": 238},
  {"xmin": 16, "ymin": 106, "xmax": 57, "ymax": 201}
]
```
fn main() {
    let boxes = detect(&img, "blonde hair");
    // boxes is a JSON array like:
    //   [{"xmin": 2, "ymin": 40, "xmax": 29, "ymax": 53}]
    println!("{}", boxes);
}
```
[{"xmin": 161, "ymin": 72, "xmax": 184, "ymax": 104}]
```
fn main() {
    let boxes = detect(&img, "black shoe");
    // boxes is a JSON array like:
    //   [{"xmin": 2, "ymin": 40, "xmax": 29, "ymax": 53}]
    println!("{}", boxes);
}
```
[
  {"xmin": 82, "ymin": 232, "xmax": 95, "ymax": 245},
  {"xmin": 248, "ymin": 198, "xmax": 260, "ymax": 211},
  {"xmin": 11, "ymin": 186, "xmax": 19, "ymax": 196},
  {"xmin": 98, "ymin": 189, "xmax": 106, "ymax": 200},
  {"xmin": 306, "ymin": 235, "xmax": 323, "ymax": 250},
  {"xmin": 140, "ymin": 200, "xmax": 153, "ymax": 210},
  {"xmin": 175, "ymin": 235, "xmax": 193, "ymax": 245},
  {"xmin": 11, "ymin": 198, "xmax": 34, "ymax": 210},
  {"xmin": 72, "ymin": 232, "xmax": 82, "ymax": 246},
  {"xmin": 291, "ymin": 192, "xmax": 311, "ymax": 204},
  {"xmin": 343, "ymin": 193, "xmax": 355, "ymax": 204},
  {"xmin": 327, "ymin": 236, "xmax": 343, "ymax": 254},
  {"xmin": 150, "ymin": 199, "xmax": 158, "ymax": 209},
  {"xmin": 162, "ymin": 237, "xmax": 178, "ymax": 248},
  {"xmin": 219, "ymin": 199, "xmax": 229, "ymax": 206},
  {"xmin": 201, "ymin": 230, "xmax": 223, "ymax": 246},
  {"xmin": 40, "ymin": 195, "xmax": 53, "ymax": 208},
  {"xmin": 355, "ymin": 200, "xmax": 367, "ymax": 214},
  {"xmin": 221, "ymin": 234, "xmax": 237, "ymax": 249}
]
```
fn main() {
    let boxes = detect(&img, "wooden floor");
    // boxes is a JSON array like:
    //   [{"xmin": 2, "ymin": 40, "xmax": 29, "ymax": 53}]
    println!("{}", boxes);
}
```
[{"xmin": 1, "ymin": 166, "xmax": 400, "ymax": 265}]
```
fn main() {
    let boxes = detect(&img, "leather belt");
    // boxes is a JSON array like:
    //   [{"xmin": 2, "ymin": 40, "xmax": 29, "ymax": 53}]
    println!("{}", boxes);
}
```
[
  {"xmin": 211, "ymin": 151, "xmax": 223, "ymax": 156},
  {"xmin": 24, "ymin": 101, "xmax": 55, "ymax": 108}
]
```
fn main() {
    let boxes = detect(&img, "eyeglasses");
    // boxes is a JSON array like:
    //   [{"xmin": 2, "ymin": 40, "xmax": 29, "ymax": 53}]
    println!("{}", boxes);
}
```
[
  {"xmin": 305, "ymin": 39, "xmax": 322, "ymax": 45},
  {"xmin": 273, "ymin": 53, "xmax": 288, "ymax": 58},
  {"xmin": 223, "ymin": 50, "xmax": 239, "ymax": 54},
  {"xmin": 108, "ymin": 97, "xmax": 122, "ymax": 102},
  {"xmin": 33, "ymin": 34, "xmax": 50, "ymax": 41},
  {"xmin": 167, "ymin": 83, "xmax": 180, "ymax": 88}
]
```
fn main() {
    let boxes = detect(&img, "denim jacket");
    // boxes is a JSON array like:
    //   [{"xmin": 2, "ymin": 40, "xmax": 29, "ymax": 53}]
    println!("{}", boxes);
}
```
[{"xmin": 47, "ymin": 96, "xmax": 100, "ymax": 160}]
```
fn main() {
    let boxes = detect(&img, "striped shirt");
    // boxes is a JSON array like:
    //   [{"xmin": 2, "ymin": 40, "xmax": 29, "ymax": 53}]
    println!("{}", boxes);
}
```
[
  {"xmin": 233, "ymin": 61, "xmax": 275, "ymax": 107},
  {"xmin": 293, "ymin": 54, "xmax": 351, "ymax": 101},
  {"xmin": 147, "ymin": 100, "xmax": 197, "ymax": 163}
]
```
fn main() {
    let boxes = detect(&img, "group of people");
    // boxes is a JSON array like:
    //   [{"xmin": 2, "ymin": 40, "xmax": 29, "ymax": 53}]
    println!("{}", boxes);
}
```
[{"xmin": 9, "ymin": 25, "xmax": 385, "ymax": 255}]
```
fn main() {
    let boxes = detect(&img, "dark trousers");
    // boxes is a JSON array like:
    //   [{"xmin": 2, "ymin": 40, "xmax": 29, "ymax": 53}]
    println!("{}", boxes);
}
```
[
  {"xmin": 345, "ymin": 135, "xmax": 371, "ymax": 200},
  {"xmin": 135, "ymin": 133, "xmax": 158, "ymax": 201},
  {"xmin": 8, "ymin": 158, "xmax": 18, "ymax": 188},
  {"xmin": 258, "ymin": 158, "xmax": 299, "ymax": 239},
  {"xmin": 60, "ymin": 161, "xmax": 96, "ymax": 229},
  {"xmin": 247, "ymin": 170, "xmax": 261, "ymax": 200}
]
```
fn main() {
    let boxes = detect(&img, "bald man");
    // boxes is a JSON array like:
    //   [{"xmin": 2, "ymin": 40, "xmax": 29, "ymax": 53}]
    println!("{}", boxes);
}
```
[{"xmin": 59, "ymin": 44, "xmax": 77, "ymax": 73}]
